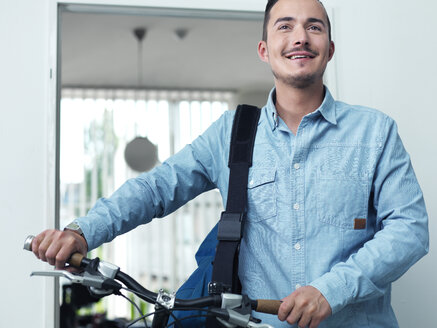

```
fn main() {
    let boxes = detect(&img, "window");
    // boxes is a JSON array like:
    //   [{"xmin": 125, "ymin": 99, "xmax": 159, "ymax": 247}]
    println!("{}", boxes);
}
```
[{"xmin": 60, "ymin": 88, "xmax": 234, "ymax": 318}]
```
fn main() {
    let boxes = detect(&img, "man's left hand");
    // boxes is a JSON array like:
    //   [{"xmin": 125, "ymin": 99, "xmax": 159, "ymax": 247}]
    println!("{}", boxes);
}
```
[{"xmin": 278, "ymin": 285, "xmax": 331, "ymax": 328}]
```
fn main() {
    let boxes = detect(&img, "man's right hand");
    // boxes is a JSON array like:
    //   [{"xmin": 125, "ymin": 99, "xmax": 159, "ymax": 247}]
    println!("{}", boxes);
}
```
[{"xmin": 31, "ymin": 229, "xmax": 88, "ymax": 270}]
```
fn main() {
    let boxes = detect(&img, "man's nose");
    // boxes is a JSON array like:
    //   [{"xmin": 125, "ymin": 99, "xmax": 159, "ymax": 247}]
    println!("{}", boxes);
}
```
[{"xmin": 293, "ymin": 26, "xmax": 309, "ymax": 46}]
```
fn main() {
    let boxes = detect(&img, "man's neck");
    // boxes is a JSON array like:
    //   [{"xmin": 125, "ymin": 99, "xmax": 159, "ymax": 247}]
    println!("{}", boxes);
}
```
[{"xmin": 274, "ymin": 81, "xmax": 325, "ymax": 134}]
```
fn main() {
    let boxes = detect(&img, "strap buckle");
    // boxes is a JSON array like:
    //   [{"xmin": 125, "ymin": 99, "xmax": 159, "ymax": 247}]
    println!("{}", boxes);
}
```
[
  {"xmin": 208, "ymin": 281, "xmax": 232, "ymax": 295},
  {"xmin": 217, "ymin": 212, "xmax": 245, "ymax": 241}
]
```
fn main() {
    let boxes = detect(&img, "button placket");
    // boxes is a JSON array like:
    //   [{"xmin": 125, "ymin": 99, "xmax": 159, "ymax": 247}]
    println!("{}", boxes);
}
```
[{"xmin": 291, "ymin": 123, "xmax": 307, "ymax": 292}]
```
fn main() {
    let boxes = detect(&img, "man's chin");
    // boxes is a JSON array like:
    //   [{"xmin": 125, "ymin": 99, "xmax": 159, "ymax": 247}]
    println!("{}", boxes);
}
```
[{"xmin": 282, "ymin": 74, "xmax": 316, "ymax": 89}]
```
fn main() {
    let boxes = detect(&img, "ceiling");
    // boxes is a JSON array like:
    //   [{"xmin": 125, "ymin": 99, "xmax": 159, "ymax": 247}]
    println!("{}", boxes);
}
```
[{"xmin": 60, "ymin": 5, "xmax": 274, "ymax": 93}]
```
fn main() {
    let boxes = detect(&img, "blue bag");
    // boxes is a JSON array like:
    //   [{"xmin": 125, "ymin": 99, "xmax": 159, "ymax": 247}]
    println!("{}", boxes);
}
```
[{"xmin": 168, "ymin": 224, "xmax": 218, "ymax": 327}]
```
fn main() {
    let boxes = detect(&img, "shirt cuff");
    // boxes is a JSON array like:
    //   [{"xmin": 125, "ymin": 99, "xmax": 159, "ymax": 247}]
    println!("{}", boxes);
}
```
[
  {"xmin": 309, "ymin": 271, "xmax": 354, "ymax": 314},
  {"xmin": 75, "ymin": 213, "xmax": 109, "ymax": 251}
]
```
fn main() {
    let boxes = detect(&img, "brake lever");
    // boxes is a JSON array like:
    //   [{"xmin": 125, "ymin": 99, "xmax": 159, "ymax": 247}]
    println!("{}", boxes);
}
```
[
  {"xmin": 216, "ymin": 294, "xmax": 274, "ymax": 328},
  {"xmin": 31, "ymin": 270, "xmax": 121, "ymax": 292},
  {"xmin": 247, "ymin": 322, "xmax": 274, "ymax": 328},
  {"xmin": 216, "ymin": 308, "xmax": 274, "ymax": 328},
  {"xmin": 31, "ymin": 270, "xmax": 83, "ymax": 283}
]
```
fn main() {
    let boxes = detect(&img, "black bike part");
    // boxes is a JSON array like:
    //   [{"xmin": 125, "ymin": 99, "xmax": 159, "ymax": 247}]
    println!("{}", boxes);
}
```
[
  {"xmin": 116, "ymin": 271, "xmax": 157, "ymax": 303},
  {"xmin": 117, "ymin": 270, "xmax": 222, "ymax": 310},
  {"xmin": 76, "ymin": 255, "xmax": 92, "ymax": 269},
  {"xmin": 235, "ymin": 294, "xmax": 252, "ymax": 316},
  {"xmin": 208, "ymin": 308, "xmax": 230, "ymax": 321},
  {"xmin": 101, "ymin": 278, "xmax": 122, "ymax": 292},
  {"xmin": 83, "ymin": 256, "xmax": 101, "ymax": 274},
  {"xmin": 173, "ymin": 295, "xmax": 222, "ymax": 308},
  {"xmin": 152, "ymin": 307, "xmax": 171, "ymax": 328}
]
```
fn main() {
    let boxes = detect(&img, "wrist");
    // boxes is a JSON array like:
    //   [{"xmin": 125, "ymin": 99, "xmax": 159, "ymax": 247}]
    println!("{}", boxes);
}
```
[
  {"xmin": 64, "ymin": 221, "xmax": 84, "ymax": 236},
  {"xmin": 64, "ymin": 221, "xmax": 88, "ymax": 251}
]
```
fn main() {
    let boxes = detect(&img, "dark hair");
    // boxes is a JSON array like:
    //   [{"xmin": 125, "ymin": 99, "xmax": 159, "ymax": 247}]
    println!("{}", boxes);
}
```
[{"xmin": 262, "ymin": 0, "xmax": 332, "ymax": 41}]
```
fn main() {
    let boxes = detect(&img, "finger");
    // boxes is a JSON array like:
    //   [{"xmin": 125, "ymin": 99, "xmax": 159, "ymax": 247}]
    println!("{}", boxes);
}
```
[
  {"xmin": 36, "ymin": 231, "xmax": 55, "ymax": 262},
  {"xmin": 31, "ymin": 234, "xmax": 43, "ymax": 259},
  {"xmin": 286, "ymin": 306, "xmax": 303, "ymax": 326},
  {"xmin": 48, "ymin": 231, "xmax": 74, "ymax": 269},
  {"xmin": 309, "ymin": 319, "xmax": 322, "ymax": 328},
  {"xmin": 308, "ymin": 309, "xmax": 326, "ymax": 328},
  {"xmin": 55, "ymin": 243, "xmax": 76, "ymax": 270},
  {"xmin": 278, "ymin": 298, "xmax": 294, "ymax": 321},
  {"xmin": 45, "ymin": 241, "xmax": 63, "ymax": 267},
  {"xmin": 297, "ymin": 310, "xmax": 313, "ymax": 328},
  {"xmin": 55, "ymin": 231, "xmax": 88, "ymax": 269},
  {"xmin": 65, "ymin": 266, "xmax": 82, "ymax": 274}
]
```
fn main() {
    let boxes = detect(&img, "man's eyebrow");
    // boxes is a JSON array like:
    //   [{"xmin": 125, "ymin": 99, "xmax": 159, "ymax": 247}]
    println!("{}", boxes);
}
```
[
  {"xmin": 273, "ymin": 16, "xmax": 295, "ymax": 26},
  {"xmin": 273, "ymin": 16, "xmax": 326, "ymax": 27},
  {"xmin": 307, "ymin": 17, "xmax": 326, "ymax": 27}
]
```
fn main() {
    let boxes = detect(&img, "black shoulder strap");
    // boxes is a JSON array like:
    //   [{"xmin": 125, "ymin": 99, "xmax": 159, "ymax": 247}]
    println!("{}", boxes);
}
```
[{"xmin": 209, "ymin": 104, "xmax": 261, "ymax": 296}]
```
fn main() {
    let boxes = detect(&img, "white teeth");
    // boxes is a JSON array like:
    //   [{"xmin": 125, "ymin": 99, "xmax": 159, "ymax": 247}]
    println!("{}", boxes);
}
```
[{"xmin": 290, "ymin": 55, "xmax": 308, "ymax": 59}]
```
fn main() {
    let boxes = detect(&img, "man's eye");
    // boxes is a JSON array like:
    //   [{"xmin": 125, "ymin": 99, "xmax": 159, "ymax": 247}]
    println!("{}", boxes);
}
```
[
  {"xmin": 279, "ymin": 25, "xmax": 291, "ymax": 30},
  {"xmin": 309, "ymin": 25, "xmax": 322, "ymax": 31}
]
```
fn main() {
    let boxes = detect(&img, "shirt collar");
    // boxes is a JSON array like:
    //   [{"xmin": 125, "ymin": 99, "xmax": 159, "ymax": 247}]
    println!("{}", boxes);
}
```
[{"xmin": 265, "ymin": 86, "xmax": 337, "ymax": 131}]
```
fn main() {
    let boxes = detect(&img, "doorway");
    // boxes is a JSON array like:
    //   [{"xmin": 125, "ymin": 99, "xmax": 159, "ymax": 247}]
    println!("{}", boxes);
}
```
[{"xmin": 56, "ymin": 3, "xmax": 270, "ymax": 326}]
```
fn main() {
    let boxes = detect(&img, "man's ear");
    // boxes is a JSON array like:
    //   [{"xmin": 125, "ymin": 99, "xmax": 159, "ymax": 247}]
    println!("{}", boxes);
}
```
[
  {"xmin": 328, "ymin": 40, "xmax": 335, "ymax": 61},
  {"xmin": 257, "ymin": 40, "xmax": 269, "ymax": 63}
]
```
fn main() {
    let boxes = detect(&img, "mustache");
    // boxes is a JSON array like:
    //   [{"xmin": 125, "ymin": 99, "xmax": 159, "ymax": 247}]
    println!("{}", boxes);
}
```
[{"xmin": 282, "ymin": 46, "xmax": 319, "ymax": 57}]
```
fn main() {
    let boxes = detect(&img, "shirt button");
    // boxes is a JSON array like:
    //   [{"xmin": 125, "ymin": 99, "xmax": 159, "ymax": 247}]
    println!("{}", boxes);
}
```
[
  {"xmin": 294, "ymin": 242, "xmax": 301, "ymax": 250},
  {"xmin": 295, "ymin": 284, "xmax": 302, "ymax": 289},
  {"xmin": 249, "ymin": 180, "xmax": 254, "ymax": 186},
  {"xmin": 293, "ymin": 203, "xmax": 300, "ymax": 210},
  {"xmin": 294, "ymin": 163, "xmax": 300, "ymax": 170}
]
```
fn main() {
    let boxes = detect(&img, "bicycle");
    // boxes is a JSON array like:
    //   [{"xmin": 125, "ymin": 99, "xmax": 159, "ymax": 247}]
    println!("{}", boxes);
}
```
[{"xmin": 24, "ymin": 235, "xmax": 281, "ymax": 328}]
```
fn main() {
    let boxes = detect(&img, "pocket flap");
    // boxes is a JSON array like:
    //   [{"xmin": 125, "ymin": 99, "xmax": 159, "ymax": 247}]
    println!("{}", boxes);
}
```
[{"xmin": 247, "ymin": 169, "xmax": 276, "ymax": 189}]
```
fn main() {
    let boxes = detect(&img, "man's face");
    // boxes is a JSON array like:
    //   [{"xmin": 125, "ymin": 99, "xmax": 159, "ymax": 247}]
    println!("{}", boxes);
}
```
[{"xmin": 258, "ymin": 0, "xmax": 334, "ymax": 89}]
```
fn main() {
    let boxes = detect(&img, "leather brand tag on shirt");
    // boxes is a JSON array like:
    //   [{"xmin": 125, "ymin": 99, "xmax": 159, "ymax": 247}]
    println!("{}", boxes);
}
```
[{"xmin": 354, "ymin": 218, "xmax": 367, "ymax": 230}]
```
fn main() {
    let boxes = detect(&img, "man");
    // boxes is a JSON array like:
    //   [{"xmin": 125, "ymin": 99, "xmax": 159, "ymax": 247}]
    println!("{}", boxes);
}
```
[{"xmin": 32, "ymin": 0, "xmax": 429, "ymax": 327}]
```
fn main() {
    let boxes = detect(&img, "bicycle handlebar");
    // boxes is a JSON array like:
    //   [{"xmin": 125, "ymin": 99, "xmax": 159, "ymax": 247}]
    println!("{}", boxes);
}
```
[{"xmin": 24, "ymin": 234, "xmax": 281, "ymax": 327}]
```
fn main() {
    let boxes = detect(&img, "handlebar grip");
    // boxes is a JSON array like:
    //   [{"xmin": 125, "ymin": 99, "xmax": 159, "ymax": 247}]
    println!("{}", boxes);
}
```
[
  {"xmin": 255, "ymin": 299, "xmax": 282, "ymax": 314},
  {"xmin": 69, "ymin": 253, "xmax": 85, "ymax": 268}
]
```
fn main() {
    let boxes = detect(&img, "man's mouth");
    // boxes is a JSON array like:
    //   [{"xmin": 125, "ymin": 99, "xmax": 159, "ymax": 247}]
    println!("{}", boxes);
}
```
[
  {"xmin": 283, "ymin": 49, "xmax": 318, "ymax": 60},
  {"xmin": 288, "ymin": 55, "xmax": 313, "ymax": 60}
]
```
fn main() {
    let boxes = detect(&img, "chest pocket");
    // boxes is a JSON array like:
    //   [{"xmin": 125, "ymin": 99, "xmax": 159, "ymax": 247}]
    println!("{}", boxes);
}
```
[
  {"xmin": 316, "ymin": 172, "xmax": 369, "ymax": 230},
  {"xmin": 246, "ymin": 169, "xmax": 277, "ymax": 222}
]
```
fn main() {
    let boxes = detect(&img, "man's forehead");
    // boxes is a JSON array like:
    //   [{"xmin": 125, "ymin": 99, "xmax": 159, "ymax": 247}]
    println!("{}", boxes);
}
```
[{"xmin": 270, "ymin": 0, "xmax": 327, "ymax": 23}]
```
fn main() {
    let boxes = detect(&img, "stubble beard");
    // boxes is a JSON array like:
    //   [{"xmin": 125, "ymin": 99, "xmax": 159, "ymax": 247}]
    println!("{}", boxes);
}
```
[{"xmin": 272, "ymin": 69, "xmax": 321, "ymax": 89}]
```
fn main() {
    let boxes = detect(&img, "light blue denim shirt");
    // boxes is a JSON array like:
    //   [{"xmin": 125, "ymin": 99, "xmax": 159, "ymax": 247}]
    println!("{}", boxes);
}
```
[{"xmin": 77, "ymin": 87, "xmax": 429, "ymax": 327}]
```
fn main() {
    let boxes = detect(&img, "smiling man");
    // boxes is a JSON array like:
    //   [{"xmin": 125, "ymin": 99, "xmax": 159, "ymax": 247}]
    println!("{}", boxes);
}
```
[
  {"xmin": 31, "ymin": 0, "xmax": 428, "ymax": 327},
  {"xmin": 245, "ymin": 0, "xmax": 429, "ymax": 327}
]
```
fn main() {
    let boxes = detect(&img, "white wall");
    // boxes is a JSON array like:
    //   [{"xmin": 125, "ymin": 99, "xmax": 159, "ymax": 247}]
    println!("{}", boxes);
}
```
[
  {"xmin": 1, "ymin": 0, "xmax": 435, "ymax": 327},
  {"xmin": 322, "ymin": 1, "xmax": 437, "ymax": 326},
  {"xmin": 0, "ymin": 0, "xmax": 55, "ymax": 327}
]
